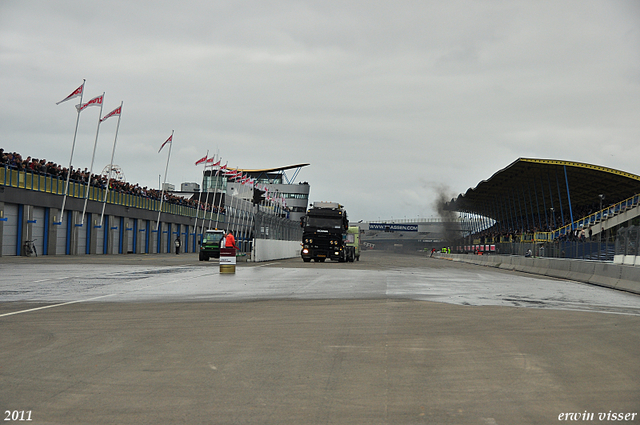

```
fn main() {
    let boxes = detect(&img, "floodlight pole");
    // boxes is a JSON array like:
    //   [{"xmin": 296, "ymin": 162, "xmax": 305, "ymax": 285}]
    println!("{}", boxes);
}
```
[{"xmin": 598, "ymin": 194, "xmax": 604, "ymax": 260}]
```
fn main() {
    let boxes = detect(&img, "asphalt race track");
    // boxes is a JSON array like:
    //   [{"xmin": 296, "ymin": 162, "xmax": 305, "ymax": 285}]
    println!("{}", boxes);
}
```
[{"xmin": 1, "ymin": 251, "xmax": 639, "ymax": 424}]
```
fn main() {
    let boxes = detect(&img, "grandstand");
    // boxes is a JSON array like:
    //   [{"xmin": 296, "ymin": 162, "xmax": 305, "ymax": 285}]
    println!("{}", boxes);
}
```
[{"xmin": 445, "ymin": 158, "xmax": 640, "ymax": 263}]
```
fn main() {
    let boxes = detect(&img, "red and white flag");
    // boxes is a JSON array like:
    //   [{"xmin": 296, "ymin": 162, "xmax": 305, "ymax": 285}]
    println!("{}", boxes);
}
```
[
  {"xmin": 209, "ymin": 159, "xmax": 221, "ymax": 167},
  {"xmin": 158, "ymin": 134, "xmax": 172, "ymax": 153},
  {"xmin": 195, "ymin": 154, "xmax": 208, "ymax": 165},
  {"xmin": 100, "ymin": 105, "xmax": 122, "ymax": 122},
  {"xmin": 76, "ymin": 94, "xmax": 104, "ymax": 112},
  {"xmin": 56, "ymin": 82, "xmax": 84, "ymax": 105}
]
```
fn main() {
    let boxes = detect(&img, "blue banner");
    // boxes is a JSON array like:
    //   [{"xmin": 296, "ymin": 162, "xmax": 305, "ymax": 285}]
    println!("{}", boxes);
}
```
[{"xmin": 369, "ymin": 223, "xmax": 418, "ymax": 232}]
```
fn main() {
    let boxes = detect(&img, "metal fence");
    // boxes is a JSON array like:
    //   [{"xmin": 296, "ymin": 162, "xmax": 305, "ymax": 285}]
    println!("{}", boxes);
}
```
[
  {"xmin": 253, "ymin": 210, "xmax": 302, "ymax": 242},
  {"xmin": 492, "ymin": 241, "xmax": 615, "ymax": 261},
  {"xmin": 480, "ymin": 225, "xmax": 638, "ymax": 261},
  {"xmin": 195, "ymin": 198, "xmax": 302, "ymax": 254},
  {"xmin": 616, "ymin": 226, "xmax": 639, "ymax": 257}
]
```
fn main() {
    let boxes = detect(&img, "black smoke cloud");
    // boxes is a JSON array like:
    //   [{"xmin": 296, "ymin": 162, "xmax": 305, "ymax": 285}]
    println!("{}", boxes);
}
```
[{"xmin": 432, "ymin": 184, "xmax": 461, "ymax": 244}]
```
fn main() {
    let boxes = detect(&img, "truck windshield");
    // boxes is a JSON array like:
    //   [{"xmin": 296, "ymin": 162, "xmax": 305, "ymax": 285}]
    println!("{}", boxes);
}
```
[
  {"xmin": 203, "ymin": 233, "xmax": 224, "ymax": 242},
  {"xmin": 307, "ymin": 217, "xmax": 342, "ymax": 229}
]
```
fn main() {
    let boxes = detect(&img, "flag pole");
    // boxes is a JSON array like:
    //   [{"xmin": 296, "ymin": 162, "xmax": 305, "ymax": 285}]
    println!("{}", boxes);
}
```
[
  {"xmin": 59, "ymin": 79, "xmax": 85, "ymax": 223},
  {"xmin": 99, "ymin": 101, "xmax": 123, "ymax": 227},
  {"xmin": 236, "ymin": 174, "xmax": 250, "ymax": 237},
  {"xmin": 81, "ymin": 92, "xmax": 106, "ymax": 225},
  {"xmin": 206, "ymin": 158, "xmax": 220, "ymax": 231},
  {"xmin": 156, "ymin": 131, "xmax": 174, "ymax": 231},
  {"xmin": 239, "ymin": 178, "xmax": 253, "ymax": 250},
  {"xmin": 226, "ymin": 167, "xmax": 242, "ymax": 233},
  {"xmin": 224, "ymin": 168, "xmax": 236, "ymax": 232},
  {"xmin": 193, "ymin": 151, "xmax": 209, "ymax": 238},
  {"xmin": 214, "ymin": 162, "xmax": 227, "ymax": 229},
  {"xmin": 228, "ymin": 171, "xmax": 239, "ymax": 234}
]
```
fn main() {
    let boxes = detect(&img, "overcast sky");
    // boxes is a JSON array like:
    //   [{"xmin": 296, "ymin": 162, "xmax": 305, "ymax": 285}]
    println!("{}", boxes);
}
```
[{"xmin": 1, "ymin": 1, "xmax": 639, "ymax": 221}]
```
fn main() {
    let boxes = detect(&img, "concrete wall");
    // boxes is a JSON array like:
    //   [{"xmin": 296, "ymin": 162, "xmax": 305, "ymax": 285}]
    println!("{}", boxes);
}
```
[
  {"xmin": 437, "ymin": 253, "xmax": 640, "ymax": 295},
  {"xmin": 252, "ymin": 239, "xmax": 301, "ymax": 262}
]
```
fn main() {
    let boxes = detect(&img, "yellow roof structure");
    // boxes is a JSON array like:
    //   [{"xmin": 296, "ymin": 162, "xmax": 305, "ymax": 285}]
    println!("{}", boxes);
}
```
[{"xmin": 446, "ymin": 158, "xmax": 640, "ymax": 223}]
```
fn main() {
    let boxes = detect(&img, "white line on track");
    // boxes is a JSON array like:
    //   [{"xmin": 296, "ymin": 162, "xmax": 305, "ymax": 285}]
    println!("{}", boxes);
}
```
[
  {"xmin": 251, "ymin": 261, "xmax": 283, "ymax": 268},
  {"xmin": 0, "ymin": 268, "xmax": 215, "ymax": 318},
  {"xmin": 0, "ymin": 293, "xmax": 119, "ymax": 318}
]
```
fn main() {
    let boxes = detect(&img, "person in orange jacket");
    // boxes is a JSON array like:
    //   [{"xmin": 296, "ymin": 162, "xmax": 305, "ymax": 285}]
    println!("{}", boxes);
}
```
[{"xmin": 225, "ymin": 231, "xmax": 239, "ymax": 250}]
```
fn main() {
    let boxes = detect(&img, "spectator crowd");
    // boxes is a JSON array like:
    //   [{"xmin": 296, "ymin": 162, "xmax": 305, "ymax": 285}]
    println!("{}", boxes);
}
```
[{"xmin": 0, "ymin": 148, "xmax": 223, "ymax": 213}]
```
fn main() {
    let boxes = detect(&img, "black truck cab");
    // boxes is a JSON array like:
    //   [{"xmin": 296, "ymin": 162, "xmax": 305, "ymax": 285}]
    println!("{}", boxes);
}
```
[{"xmin": 300, "ymin": 202, "xmax": 349, "ymax": 262}]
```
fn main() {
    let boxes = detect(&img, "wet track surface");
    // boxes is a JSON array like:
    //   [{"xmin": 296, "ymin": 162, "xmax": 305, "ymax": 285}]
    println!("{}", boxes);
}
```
[
  {"xmin": 1, "ymin": 252, "xmax": 639, "ymax": 316},
  {"xmin": 1, "ymin": 252, "xmax": 639, "ymax": 425}
]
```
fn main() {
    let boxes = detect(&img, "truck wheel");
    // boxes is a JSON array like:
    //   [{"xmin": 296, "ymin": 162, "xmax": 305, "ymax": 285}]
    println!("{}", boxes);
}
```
[
  {"xmin": 303, "ymin": 258, "xmax": 311, "ymax": 262},
  {"xmin": 199, "ymin": 252, "xmax": 204, "ymax": 261}
]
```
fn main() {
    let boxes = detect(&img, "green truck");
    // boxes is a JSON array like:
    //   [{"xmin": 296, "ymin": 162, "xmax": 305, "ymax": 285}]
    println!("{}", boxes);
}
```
[
  {"xmin": 345, "ymin": 226, "xmax": 361, "ymax": 262},
  {"xmin": 199, "ymin": 229, "xmax": 225, "ymax": 261}
]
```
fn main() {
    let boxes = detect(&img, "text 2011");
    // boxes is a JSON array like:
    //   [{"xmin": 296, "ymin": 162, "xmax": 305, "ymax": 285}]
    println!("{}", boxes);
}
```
[{"xmin": 4, "ymin": 411, "xmax": 32, "ymax": 421}]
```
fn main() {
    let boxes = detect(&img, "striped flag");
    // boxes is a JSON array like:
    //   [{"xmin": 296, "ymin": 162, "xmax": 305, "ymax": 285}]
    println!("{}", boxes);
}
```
[
  {"xmin": 76, "ymin": 94, "xmax": 104, "ymax": 112},
  {"xmin": 158, "ymin": 134, "xmax": 172, "ymax": 153},
  {"xmin": 195, "ymin": 154, "xmax": 208, "ymax": 165},
  {"xmin": 100, "ymin": 105, "xmax": 122, "ymax": 122},
  {"xmin": 56, "ymin": 82, "xmax": 84, "ymax": 105}
]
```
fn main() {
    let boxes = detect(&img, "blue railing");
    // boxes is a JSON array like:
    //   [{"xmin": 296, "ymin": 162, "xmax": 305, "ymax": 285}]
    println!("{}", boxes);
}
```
[{"xmin": 549, "ymin": 194, "xmax": 640, "ymax": 240}]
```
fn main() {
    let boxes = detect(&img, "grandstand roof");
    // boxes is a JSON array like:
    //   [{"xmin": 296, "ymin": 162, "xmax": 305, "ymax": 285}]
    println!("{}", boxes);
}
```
[
  {"xmin": 237, "ymin": 163, "xmax": 310, "ymax": 173},
  {"xmin": 446, "ymin": 158, "xmax": 640, "ymax": 222},
  {"xmin": 203, "ymin": 163, "xmax": 310, "ymax": 184}
]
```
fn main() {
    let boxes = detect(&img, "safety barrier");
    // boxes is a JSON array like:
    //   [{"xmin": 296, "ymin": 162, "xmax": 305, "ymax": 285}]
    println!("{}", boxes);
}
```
[
  {"xmin": 437, "ymin": 253, "xmax": 640, "ymax": 295},
  {"xmin": 252, "ymin": 239, "xmax": 301, "ymax": 262}
]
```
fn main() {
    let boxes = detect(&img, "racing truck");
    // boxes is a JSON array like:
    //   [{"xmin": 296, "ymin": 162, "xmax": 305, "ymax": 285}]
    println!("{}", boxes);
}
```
[{"xmin": 300, "ymin": 202, "xmax": 349, "ymax": 262}]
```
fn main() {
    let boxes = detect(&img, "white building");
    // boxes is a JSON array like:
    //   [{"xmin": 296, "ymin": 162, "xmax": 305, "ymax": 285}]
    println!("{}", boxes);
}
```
[
  {"xmin": 202, "ymin": 164, "xmax": 310, "ymax": 223},
  {"xmin": 181, "ymin": 182, "xmax": 200, "ymax": 192}
]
